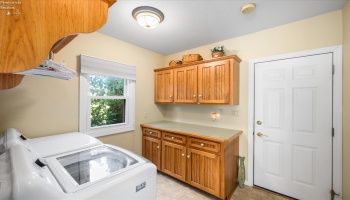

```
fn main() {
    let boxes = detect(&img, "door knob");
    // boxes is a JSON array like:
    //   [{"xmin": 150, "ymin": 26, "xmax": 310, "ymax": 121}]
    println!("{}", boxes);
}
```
[
  {"xmin": 256, "ymin": 121, "xmax": 262, "ymax": 125},
  {"xmin": 257, "ymin": 132, "xmax": 267, "ymax": 137}
]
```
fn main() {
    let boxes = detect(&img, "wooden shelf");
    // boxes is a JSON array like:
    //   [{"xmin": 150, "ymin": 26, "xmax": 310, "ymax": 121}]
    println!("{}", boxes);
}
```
[{"xmin": 0, "ymin": 0, "xmax": 116, "ymax": 90}]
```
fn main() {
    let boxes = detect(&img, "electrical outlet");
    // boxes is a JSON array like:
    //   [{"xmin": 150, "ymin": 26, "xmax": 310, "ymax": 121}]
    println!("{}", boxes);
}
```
[{"xmin": 231, "ymin": 110, "xmax": 238, "ymax": 116}]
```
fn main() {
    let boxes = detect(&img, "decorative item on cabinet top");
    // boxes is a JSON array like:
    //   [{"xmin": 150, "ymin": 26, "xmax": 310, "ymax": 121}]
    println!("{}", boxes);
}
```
[
  {"xmin": 169, "ymin": 60, "xmax": 182, "ymax": 67},
  {"xmin": 210, "ymin": 45, "xmax": 225, "ymax": 58},
  {"xmin": 0, "ymin": 0, "xmax": 116, "ymax": 90},
  {"xmin": 182, "ymin": 54, "xmax": 203, "ymax": 64}
]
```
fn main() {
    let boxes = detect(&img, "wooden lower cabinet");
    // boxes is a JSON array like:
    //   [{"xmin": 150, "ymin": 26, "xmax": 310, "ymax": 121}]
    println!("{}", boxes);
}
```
[
  {"xmin": 141, "ymin": 125, "xmax": 241, "ymax": 200},
  {"xmin": 187, "ymin": 148, "xmax": 221, "ymax": 197},
  {"xmin": 162, "ymin": 141, "xmax": 186, "ymax": 181},
  {"xmin": 142, "ymin": 128, "xmax": 162, "ymax": 170}
]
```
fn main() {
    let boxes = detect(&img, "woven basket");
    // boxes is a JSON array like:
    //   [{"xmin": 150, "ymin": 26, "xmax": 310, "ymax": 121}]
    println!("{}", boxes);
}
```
[
  {"xmin": 182, "ymin": 54, "xmax": 203, "ymax": 64},
  {"xmin": 169, "ymin": 60, "xmax": 182, "ymax": 67}
]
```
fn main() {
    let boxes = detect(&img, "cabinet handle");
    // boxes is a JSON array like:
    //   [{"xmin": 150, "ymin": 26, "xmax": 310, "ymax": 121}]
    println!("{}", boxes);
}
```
[
  {"xmin": 171, "ymin": 137, "xmax": 174, "ymax": 139},
  {"xmin": 187, "ymin": 155, "xmax": 190, "ymax": 158},
  {"xmin": 182, "ymin": 153, "xmax": 185, "ymax": 156},
  {"xmin": 157, "ymin": 146, "xmax": 160, "ymax": 149},
  {"xmin": 200, "ymin": 143, "xmax": 204, "ymax": 147}
]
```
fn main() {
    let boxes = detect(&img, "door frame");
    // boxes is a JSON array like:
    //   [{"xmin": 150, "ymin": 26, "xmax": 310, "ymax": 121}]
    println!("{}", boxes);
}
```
[{"xmin": 247, "ymin": 45, "xmax": 342, "ymax": 198}]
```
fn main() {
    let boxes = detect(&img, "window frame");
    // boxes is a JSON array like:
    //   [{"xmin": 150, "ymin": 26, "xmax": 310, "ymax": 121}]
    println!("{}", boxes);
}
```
[{"xmin": 79, "ymin": 56, "xmax": 135, "ymax": 137}]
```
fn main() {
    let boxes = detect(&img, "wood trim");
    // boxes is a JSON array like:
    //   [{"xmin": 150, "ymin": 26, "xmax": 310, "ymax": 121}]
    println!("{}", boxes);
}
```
[
  {"xmin": 0, "ymin": 74, "xmax": 24, "ymax": 90},
  {"xmin": 141, "ymin": 124, "xmax": 242, "ymax": 143},
  {"xmin": 105, "ymin": 0, "xmax": 117, "ymax": 7},
  {"xmin": 155, "ymin": 55, "xmax": 241, "ymax": 72},
  {"xmin": 51, "ymin": 35, "xmax": 78, "ymax": 54}
]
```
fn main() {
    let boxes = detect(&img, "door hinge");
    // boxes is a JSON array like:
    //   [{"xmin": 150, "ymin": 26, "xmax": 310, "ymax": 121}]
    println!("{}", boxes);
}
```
[
  {"xmin": 331, "ymin": 189, "xmax": 340, "ymax": 200},
  {"xmin": 332, "ymin": 128, "xmax": 335, "ymax": 137},
  {"xmin": 332, "ymin": 65, "xmax": 335, "ymax": 74}
]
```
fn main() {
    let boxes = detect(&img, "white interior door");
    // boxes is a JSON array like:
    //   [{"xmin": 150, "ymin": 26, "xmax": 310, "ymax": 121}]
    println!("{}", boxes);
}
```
[{"xmin": 254, "ymin": 53, "xmax": 333, "ymax": 200}]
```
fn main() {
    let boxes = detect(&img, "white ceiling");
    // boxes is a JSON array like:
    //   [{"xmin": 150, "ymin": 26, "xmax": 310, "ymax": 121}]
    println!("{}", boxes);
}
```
[{"xmin": 98, "ymin": 0, "xmax": 346, "ymax": 55}]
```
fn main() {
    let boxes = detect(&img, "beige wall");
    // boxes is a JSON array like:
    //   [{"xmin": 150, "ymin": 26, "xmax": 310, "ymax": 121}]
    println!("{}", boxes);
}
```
[
  {"xmin": 343, "ymin": 1, "xmax": 350, "ymax": 199},
  {"xmin": 164, "ymin": 11, "xmax": 343, "ymax": 180},
  {"xmin": 0, "ymin": 32, "xmax": 165, "ymax": 154},
  {"xmin": 0, "ymin": 7, "xmax": 346, "ymax": 194}
]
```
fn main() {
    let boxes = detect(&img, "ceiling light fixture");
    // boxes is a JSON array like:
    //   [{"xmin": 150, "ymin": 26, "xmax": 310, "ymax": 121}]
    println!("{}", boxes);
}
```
[
  {"xmin": 241, "ymin": 3, "xmax": 256, "ymax": 14},
  {"xmin": 132, "ymin": 6, "xmax": 164, "ymax": 29}
]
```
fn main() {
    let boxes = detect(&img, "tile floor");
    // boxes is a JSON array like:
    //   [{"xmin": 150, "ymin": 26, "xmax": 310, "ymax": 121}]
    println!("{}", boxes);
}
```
[{"xmin": 157, "ymin": 172, "xmax": 292, "ymax": 200}]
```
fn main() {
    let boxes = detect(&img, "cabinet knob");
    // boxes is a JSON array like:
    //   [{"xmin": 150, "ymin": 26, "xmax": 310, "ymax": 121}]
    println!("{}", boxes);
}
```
[
  {"xmin": 182, "ymin": 153, "xmax": 185, "ymax": 156},
  {"xmin": 170, "ymin": 95, "xmax": 173, "ymax": 98},
  {"xmin": 200, "ymin": 143, "xmax": 204, "ymax": 147},
  {"xmin": 171, "ymin": 137, "xmax": 174, "ymax": 139},
  {"xmin": 193, "ymin": 95, "xmax": 196, "ymax": 98},
  {"xmin": 157, "ymin": 146, "xmax": 160, "ymax": 149},
  {"xmin": 198, "ymin": 95, "xmax": 202, "ymax": 98},
  {"xmin": 187, "ymin": 155, "xmax": 190, "ymax": 158},
  {"xmin": 149, "ymin": 132, "xmax": 153, "ymax": 134}
]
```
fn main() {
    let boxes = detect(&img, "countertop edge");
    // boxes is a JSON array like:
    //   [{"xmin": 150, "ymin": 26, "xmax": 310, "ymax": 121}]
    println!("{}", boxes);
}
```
[{"xmin": 140, "ymin": 123, "xmax": 243, "ymax": 143}]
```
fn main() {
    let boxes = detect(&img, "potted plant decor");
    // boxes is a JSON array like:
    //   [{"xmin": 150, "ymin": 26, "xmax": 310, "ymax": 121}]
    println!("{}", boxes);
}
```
[{"xmin": 210, "ymin": 45, "xmax": 224, "ymax": 58}]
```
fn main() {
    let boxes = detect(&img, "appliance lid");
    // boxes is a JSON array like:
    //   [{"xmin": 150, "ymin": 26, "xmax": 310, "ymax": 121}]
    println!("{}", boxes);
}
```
[
  {"xmin": 23, "ymin": 132, "xmax": 102, "ymax": 157},
  {"xmin": 46, "ymin": 144, "xmax": 145, "ymax": 193}
]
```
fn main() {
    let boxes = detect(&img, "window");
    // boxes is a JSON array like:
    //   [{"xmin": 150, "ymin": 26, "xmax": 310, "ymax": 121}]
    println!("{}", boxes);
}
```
[{"xmin": 80, "ymin": 55, "xmax": 135, "ymax": 137}]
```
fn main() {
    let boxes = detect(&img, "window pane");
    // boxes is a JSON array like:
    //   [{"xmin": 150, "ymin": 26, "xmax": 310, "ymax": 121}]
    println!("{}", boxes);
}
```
[
  {"xmin": 91, "ymin": 99, "xmax": 125, "ymax": 127},
  {"xmin": 90, "ymin": 75, "xmax": 124, "ymax": 96}
]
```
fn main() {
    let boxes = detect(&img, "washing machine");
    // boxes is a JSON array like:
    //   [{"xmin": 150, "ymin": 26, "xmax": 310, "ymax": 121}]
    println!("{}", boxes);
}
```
[
  {"xmin": 0, "ymin": 128, "xmax": 102, "ymax": 157},
  {"xmin": 0, "ymin": 128, "xmax": 157, "ymax": 200}
]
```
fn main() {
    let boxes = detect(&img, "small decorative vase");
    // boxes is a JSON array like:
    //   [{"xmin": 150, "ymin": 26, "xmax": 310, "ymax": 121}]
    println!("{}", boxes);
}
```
[
  {"xmin": 211, "ymin": 51, "xmax": 224, "ymax": 58},
  {"xmin": 238, "ymin": 156, "xmax": 245, "ymax": 188}
]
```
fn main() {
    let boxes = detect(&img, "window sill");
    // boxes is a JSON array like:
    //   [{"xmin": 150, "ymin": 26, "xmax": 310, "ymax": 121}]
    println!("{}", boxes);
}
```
[{"xmin": 83, "ymin": 125, "xmax": 135, "ymax": 138}]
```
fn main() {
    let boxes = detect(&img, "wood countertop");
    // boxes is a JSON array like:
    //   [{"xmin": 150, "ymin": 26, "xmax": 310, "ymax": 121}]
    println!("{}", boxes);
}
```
[{"xmin": 140, "ymin": 121, "xmax": 242, "ymax": 142}]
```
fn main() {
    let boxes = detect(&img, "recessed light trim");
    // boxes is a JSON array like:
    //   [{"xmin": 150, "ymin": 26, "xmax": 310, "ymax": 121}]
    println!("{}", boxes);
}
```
[{"xmin": 132, "ymin": 6, "xmax": 164, "ymax": 29}]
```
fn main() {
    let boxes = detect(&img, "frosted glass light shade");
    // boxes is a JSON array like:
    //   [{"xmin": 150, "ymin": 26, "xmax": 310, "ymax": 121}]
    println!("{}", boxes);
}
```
[{"xmin": 132, "ymin": 6, "xmax": 164, "ymax": 29}]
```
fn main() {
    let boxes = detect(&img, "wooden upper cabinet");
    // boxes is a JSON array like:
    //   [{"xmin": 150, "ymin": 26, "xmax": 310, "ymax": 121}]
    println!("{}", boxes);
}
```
[
  {"xmin": 198, "ymin": 59, "xmax": 231, "ymax": 104},
  {"xmin": 174, "ymin": 65, "xmax": 198, "ymax": 103},
  {"xmin": 0, "ymin": 0, "xmax": 116, "ymax": 73},
  {"xmin": 155, "ymin": 55, "xmax": 241, "ymax": 105},
  {"xmin": 154, "ymin": 69, "xmax": 174, "ymax": 103}
]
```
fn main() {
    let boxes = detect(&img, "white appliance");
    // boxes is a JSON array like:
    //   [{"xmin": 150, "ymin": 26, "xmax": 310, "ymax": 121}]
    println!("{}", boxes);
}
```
[{"xmin": 0, "ymin": 128, "xmax": 157, "ymax": 200}]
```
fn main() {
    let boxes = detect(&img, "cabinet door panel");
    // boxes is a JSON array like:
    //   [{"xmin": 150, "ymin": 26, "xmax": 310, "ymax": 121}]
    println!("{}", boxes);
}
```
[
  {"xmin": 187, "ymin": 148, "xmax": 220, "ymax": 197},
  {"xmin": 174, "ymin": 66, "xmax": 197, "ymax": 103},
  {"xmin": 198, "ymin": 60, "xmax": 230, "ymax": 104},
  {"xmin": 142, "ymin": 136, "xmax": 161, "ymax": 170},
  {"xmin": 162, "ymin": 141, "xmax": 186, "ymax": 181},
  {"xmin": 155, "ymin": 69, "xmax": 173, "ymax": 103}
]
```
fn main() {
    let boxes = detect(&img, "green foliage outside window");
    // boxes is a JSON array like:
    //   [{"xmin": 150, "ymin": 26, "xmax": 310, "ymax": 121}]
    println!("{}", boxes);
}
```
[{"xmin": 89, "ymin": 75, "xmax": 126, "ymax": 127}]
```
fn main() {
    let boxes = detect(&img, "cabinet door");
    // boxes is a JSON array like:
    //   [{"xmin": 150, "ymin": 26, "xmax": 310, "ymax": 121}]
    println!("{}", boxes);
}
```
[
  {"xmin": 174, "ymin": 65, "xmax": 198, "ymax": 103},
  {"xmin": 187, "ymin": 148, "xmax": 220, "ymax": 197},
  {"xmin": 198, "ymin": 59, "xmax": 230, "ymax": 104},
  {"xmin": 162, "ymin": 141, "xmax": 186, "ymax": 181},
  {"xmin": 155, "ymin": 69, "xmax": 174, "ymax": 103},
  {"xmin": 142, "ymin": 136, "xmax": 161, "ymax": 170}
]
